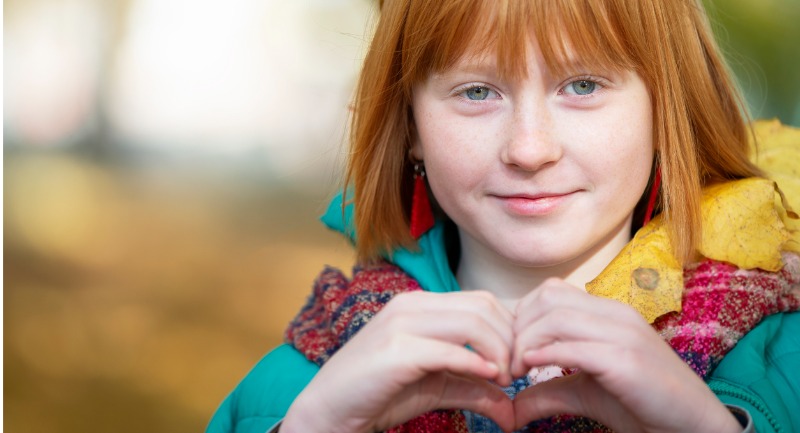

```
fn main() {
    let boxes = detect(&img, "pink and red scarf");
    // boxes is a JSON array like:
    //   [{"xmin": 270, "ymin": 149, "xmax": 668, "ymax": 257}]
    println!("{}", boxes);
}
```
[{"xmin": 286, "ymin": 253, "xmax": 800, "ymax": 432}]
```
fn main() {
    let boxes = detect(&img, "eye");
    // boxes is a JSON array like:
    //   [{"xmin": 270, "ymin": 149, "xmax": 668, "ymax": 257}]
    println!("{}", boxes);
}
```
[
  {"xmin": 460, "ymin": 85, "xmax": 497, "ymax": 101},
  {"xmin": 562, "ymin": 79, "xmax": 600, "ymax": 96}
]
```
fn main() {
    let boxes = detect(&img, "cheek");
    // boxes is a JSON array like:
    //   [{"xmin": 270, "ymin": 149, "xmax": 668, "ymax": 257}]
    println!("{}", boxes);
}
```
[
  {"xmin": 621, "ymin": 110, "xmax": 654, "ymax": 179},
  {"xmin": 417, "ymin": 122, "xmax": 491, "ymax": 186},
  {"xmin": 610, "ymin": 125, "xmax": 654, "ymax": 202},
  {"xmin": 606, "ymin": 96, "xmax": 652, "ymax": 165},
  {"xmin": 424, "ymin": 150, "xmax": 479, "ymax": 200},
  {"xmin": 610, "ymin": 127, "xmax": 652, "ymax": 172},
  {"xmin": 568, "ymin": 109, "xmax": 653, "ymax": 196}
]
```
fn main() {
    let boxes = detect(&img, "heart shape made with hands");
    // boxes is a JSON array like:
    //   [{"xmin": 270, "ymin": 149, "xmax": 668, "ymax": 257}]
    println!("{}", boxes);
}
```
[
  {"xmin": 452, "ymin": 358, "xmax": 585, "ymax": 431},
  {"xmin": 446, "ymin": 281, "xmax": 662, "ymax": 431},
  {"xmin": 451, "ymin": 280, "xmax": 732, "ymax": 433},
  {"xmin": 504, "ymin": 359, "xmax": 580, "ymax": 427},
  {"xmin": 287, "ymin": 270, "xmax": 746, "ymax": 432},
  {"xmin": 453, "ymin": 288, "xmax": 593, "ymax": 430}
]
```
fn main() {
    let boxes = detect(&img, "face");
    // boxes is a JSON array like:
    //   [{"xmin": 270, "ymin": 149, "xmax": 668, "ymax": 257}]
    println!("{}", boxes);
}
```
[{"xmin": 410, "ymin": 40, "xmax": 653, "ymax": 272}]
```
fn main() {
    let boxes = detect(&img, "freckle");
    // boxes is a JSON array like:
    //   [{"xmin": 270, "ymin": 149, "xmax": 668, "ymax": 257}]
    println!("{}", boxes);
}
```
[{"xmin": 633, "ymin": 267, "xmax": 660, "ymax": 290}]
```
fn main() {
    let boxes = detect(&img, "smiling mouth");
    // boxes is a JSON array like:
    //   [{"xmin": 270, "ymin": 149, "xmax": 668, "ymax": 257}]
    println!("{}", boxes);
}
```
[{"xmin": 493, "ymin": 192, "xmax": 577, "ymax": 216}]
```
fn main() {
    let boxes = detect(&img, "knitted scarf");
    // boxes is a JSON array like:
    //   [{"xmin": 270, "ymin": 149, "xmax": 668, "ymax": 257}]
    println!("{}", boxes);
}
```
[{"xmin": 285, "ymin": 253, "xmax": 800, "ymax": 432}]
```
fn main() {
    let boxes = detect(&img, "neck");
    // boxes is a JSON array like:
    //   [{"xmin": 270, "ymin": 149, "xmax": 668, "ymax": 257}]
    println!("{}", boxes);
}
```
[{"xmin": 456, "ymin": 218, "xmax": 632, "ymax": 309}]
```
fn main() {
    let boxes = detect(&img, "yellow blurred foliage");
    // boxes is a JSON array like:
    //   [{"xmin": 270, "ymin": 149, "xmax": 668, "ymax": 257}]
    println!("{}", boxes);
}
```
[{"xmin": 5, "ymin": 154, "xmax": 355, "ymax": 433}]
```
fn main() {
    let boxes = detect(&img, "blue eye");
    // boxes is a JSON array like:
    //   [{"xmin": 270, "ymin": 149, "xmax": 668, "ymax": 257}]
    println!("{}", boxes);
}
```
[
  {"xmin": 565, "ymin": 80, "xmax": 597, "ymax": 95},
  {"xmin": 464, "ymin": 86, "xmax": 492, "ymax": 100}
]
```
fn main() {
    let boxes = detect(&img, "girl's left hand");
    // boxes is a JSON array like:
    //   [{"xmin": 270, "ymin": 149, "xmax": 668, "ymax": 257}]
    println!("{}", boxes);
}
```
[{"xmin": 509, "ymin": 278, "xmax": 742, "ymax": 433}]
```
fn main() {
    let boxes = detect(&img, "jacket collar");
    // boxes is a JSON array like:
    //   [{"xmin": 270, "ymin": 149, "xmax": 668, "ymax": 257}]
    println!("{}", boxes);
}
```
[{"xmin": 319, "ymin": 192, "xmax": 459, "ymax": 294}]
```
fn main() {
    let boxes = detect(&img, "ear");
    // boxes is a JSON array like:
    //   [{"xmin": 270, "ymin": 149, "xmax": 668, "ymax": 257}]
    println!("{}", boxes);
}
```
[{"xmin": 408, "ymin": 112, "xmax": 425, "ymax": 161}]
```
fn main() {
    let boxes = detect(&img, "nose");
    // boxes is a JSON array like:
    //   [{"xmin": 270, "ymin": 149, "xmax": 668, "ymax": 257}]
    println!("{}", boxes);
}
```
[{"xmin": 500, "ymin": 106, "xmax": 562, "ymax": 171}]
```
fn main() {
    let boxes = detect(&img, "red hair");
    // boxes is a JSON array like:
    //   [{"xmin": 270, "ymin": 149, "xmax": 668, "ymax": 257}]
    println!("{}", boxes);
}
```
[{"xmin": 346, "ymin": 0, "xmax": 760, "ymax": 262}]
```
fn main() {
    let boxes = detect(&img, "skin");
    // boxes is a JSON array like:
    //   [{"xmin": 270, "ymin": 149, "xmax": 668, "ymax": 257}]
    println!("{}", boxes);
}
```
[
  {"xmin": 283, "ymin": 290, "xmax": 517, "ymax": 432},
  {"xmin": 508, "ymin": 280, "xmax": 742, "ymax": 432},
  {"xmin": 410, "ymin": 43, "xmax": 653, "ymax": 304},
  {"xmin": 282, "ymin": 39, "xmax": 742, "ymax": 433}
]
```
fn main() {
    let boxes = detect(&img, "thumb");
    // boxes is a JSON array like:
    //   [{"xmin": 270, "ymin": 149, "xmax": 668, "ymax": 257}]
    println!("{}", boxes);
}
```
[
  {"xmin": 420, "ymin": 373, "xmax": 516, "ymax": 433},
  {"xmin": 512, "ymin": 374, "xmax": 587, "ymax": 428}
]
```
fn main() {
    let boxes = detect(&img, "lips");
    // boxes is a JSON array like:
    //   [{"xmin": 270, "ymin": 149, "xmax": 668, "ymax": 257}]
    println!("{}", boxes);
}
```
[
  {"xmin": 492, "ymin": 191, "xmax": 578, "ymax": 216},
  {"xmin": 498, "ymin": 192, "xmax": 574, "ymax": 200}
]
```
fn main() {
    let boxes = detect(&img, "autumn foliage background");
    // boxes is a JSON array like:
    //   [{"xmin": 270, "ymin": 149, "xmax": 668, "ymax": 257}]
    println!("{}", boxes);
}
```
[{"xmin": 4, "ymin": 0, "xmax": 800, "ymax": 432}]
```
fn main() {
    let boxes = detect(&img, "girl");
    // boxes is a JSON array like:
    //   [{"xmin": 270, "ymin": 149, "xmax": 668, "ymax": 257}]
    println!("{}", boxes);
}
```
[{"xmin": 208, "ymin": 1, "xmax": 800, "ymax": 432}]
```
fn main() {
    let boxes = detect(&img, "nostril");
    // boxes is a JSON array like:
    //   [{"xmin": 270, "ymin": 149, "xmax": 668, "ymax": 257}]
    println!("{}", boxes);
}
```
[{"xmin": 502, "ymin": 137, "xmax": 563, "ymax": 172}]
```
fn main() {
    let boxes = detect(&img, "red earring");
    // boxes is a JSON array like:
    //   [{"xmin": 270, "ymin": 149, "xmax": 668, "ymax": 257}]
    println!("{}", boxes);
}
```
[
  {"xmin": 410, "ymin": 163, "xmax": 435, "ymax": 239},
  {"xmin": 642, "ymin": 168, "xmax": 661, "ymax": 226}
]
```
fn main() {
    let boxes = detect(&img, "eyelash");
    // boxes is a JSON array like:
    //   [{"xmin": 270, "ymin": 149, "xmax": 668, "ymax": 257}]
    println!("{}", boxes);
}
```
[
  {"xmin": 452, "ymin": 83, "xmax": 501, "ymax": 102},
  {"xmin": 558, "ymin": 75, "xmax": 608, "ymax": 98},
  {"xmin": 450, "ymin": 75, "xmax": 609, "ymax": 103}
]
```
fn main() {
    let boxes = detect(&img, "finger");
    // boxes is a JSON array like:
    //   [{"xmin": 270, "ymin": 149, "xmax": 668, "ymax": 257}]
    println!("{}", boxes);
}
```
[
  {"xmin": 511, "ymin": 309, "xmax": 640, "ymax": 376},
  {"xmin": 388, "ymin": 334, "xmax": 504, "ymax": 382},
  {"xmin": 375, "ymin": 373, "xmax": 515, "ymax": 433},
  {"xmin": 294, "ymin": 334, "xmax": 506, "ymax": 432},
  {"xmin": 514, "ymin": 280, "xmax": 644, "ymax": 334},
  {"xmin": 432, "ymin": 373, "xmax": 516, "ymax": 433},
  {"xmin": 375, "ymin": 310, "xmax": 512, "ymax": 381},
  {"xmin": 379, "ymin": 293, "xmax": 515, "ymax": 384},
  {"xmin": 512, "ymin": 373, "xmax": 588, "ymax": 429},
  {"xmin": 422, "ymin": 311, "xmax": 512, "ymax": 385},
  {"xmin": 514, "ymin": 278, "xmax": 582, "ymax": 320},
  {"xmin": 519, "ymin": 339, "xmax": 650, "ymax": 383},
  {"xmin": 390, "ymin": 290, "xmax": 515, "ymax": 347},
  {"xmin": 523, "ymin": 337, "xmax": 715, "ymax": 403},
  {"xmin": 515, "ymin": 343, "xmax": 700, "ymax": 433},
  {"xmin": 325, "ymin": 329, "xmax": 504, "ymax": 396}
]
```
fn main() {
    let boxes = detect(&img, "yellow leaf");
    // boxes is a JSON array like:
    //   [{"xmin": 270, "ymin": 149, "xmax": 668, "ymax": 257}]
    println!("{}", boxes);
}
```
[
  {"xmin": 697, "ymin": 179, "xmax": 788, "ymax": 271},
  {"xmin": 750, "ymin": 119, "xmax": 800, "ymax": 254},
  {"xmin": 587, "ymin": 216, "xmax": 683, "ymax": 324},
  {"xmin": 589, "ymin": 120, "xmax": 799, "ymax": 323},
  {"xmin": 589, "ymin": 178, "xmax": 794, "ymax": 322}
]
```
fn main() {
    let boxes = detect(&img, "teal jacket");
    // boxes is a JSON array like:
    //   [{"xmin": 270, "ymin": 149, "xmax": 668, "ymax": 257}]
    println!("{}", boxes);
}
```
[{"xmin": 207, "ymin": 195, "xmax": 800, "ymax": 433}]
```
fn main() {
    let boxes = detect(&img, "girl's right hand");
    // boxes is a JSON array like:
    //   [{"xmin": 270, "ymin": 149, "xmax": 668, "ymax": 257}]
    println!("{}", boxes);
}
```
[{"xmin": 280, "ymin": 290, "xmax": 516, "ymax": 433}]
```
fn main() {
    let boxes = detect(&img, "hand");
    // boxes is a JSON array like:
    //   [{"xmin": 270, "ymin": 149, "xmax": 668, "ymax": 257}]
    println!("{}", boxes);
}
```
[
  {"xmin": 510, "ymin": 278, "xmax": 742, "ymax": 433},
  {"xmin": 282, "ymin": 290, "xmax": 516, "ymax": 433}
]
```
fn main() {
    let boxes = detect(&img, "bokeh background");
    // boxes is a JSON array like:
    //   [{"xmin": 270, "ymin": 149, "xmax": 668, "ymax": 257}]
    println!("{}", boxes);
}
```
[{"xmin": 4, "ymin": 0, "xmax": 800, "ymax": 432}]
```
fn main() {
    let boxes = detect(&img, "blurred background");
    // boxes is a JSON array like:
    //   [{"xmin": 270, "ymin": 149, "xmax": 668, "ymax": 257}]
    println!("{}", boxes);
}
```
[{"xmin": 4, "ymin": 0, "xmax": 800, "ymax": 432}]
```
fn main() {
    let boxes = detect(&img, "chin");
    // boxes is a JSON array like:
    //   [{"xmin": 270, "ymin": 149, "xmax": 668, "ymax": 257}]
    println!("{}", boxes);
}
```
[{"xmin": 503, "ymin": 249, "xmax": 581, "ymax": 269}]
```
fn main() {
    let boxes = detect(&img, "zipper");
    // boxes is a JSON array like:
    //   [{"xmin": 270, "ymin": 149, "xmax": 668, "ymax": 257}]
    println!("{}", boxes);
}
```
[{"xmin": 708, "ymin": 379, "xmax": 783, "ymax": 433}]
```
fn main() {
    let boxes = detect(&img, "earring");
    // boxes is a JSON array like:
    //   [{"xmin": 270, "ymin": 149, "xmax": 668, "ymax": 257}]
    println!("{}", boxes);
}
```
[
  {"xmin": 642, "ymin": 168, "xmax": 661, "ymax": 226},
  {"xmin": 410, "ymin": 163, "xmax": 435, "ymax": 239}
]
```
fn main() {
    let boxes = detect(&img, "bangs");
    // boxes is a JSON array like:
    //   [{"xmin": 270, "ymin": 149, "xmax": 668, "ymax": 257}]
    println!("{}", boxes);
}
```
[
  {"xmin": 529, "ymin": 0, "xmax": 639, "ymax": 76},
  {"xmin": 399, "ymin": 0, "xmax": 640, "ymax": 93},
  {"xmin": 353, "ymin": 0, "xmax": 755, "ymax": 263}
]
